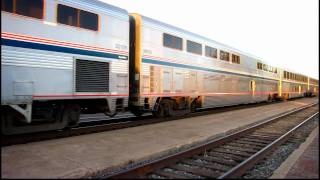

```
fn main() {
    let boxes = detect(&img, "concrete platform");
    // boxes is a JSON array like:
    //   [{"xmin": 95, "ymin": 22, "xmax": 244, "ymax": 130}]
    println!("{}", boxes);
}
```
[
  {"xmin": 271, "ymin": 126, "xmax": 319, "ymax": 179},
  {"xmin": 1, "ymin": 98, "xmax": 318, "ymax": 178}
]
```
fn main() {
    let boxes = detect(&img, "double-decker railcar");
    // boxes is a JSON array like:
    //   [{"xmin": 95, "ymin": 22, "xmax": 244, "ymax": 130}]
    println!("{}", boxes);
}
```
[
  {"xmin": 281, "ymin": 70, "xmax": 309, "ymax": 99},
  {"xmin": 308, "ymin": 77, "xmax": 319, "ymax": 96},
  {"xmin": 1, "ymin": 0, "xmax": 130, "ymax": 134},
  {"xmin": 1, "ymin": 0, "xmax": 318, "ymax": 134},
  {"xmin": 129, "ymin": 14, "xmax": 281, "ymax": 117}
]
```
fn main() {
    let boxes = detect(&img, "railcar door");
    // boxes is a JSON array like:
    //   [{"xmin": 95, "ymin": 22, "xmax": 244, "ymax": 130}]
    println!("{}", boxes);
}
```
[{"xmin": 249, "ymin": 80, "xmax": 256, "ymax": 96}]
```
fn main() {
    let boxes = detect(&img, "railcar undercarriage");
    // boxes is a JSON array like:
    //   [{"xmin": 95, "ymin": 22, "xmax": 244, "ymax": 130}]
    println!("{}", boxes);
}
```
[{"xmin": 1, "ymin": 98, "xmax": 122, "ymax": 135}]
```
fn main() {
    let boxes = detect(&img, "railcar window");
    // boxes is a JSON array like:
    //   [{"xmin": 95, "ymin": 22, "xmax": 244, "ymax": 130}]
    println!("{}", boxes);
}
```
[
  {"xmin": 232, "ymin": 54, "xmax": 240, "ymax": 64},
  {"xmin": 57, "ymin": 4, "xmax": 98, "ymax": 31},
  {"xmin": 220, "ymin": 50, "xmax": 230, "ymax": 61},
  {"xmin": 257, "ymin": 62, "xmax": 277, "ymax": 73},
  {"xmin": 257, "ymin": 62, "xmax": 262, "ymax": 70},
  {"xmin": 2, "ymin": 0, "xmax": 43, "ymax": 19},
  {"xmin": 163, "ymin": 33, "xmax": 183, "ymax": 50},
  {"xmin": 205, "ymin": 46, "xmax": 217, "ymax": 58},
  {"xmin": 1, "ymin": 0, "xmax": 13, "ymax": 13},
  {"xmin": 187, "ymin": 40, "xmax": 202, "ymax": 55},
  {"xmin": 79, "ymin": 10, "xmax": 98, "ymax": 31},
  {"xmin": 57, "ymin": 4, "xmax": 78, "ymax": 27}
]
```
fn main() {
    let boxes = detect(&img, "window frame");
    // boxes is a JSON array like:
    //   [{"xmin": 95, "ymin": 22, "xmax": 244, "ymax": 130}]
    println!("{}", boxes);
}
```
[
  {"xmin": 257, "ymin": 62, "xmax": 262, "ymax": 70},
  {"xmin": 205, "ymin": 45, "xmax": 217, "ymax": 59},
  {"xmin": 163, "ymin": 33, "xmax": 183, "ymax": 51},
  {"xmin": 56, "ymin": 3, "xmax": 99, "ymax": 32},
  {"xmin": 219, "ymin": 50, "xmax": 230, "ymax": 62},
  {"xmin": 232, "ymin": 54, "xmax": 240, "ymax": 64},
  {"xmin": 186, "ymin": 40, "xmax": 202, "ymax": 55},
  {"xmin": 1, "ymin": 0, "xmax": 45, "ymax": 20}
]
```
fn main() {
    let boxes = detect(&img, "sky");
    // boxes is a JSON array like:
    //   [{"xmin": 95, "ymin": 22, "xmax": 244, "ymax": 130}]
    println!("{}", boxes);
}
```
[{"xmin": 100, "ymin": 0, "xmax": 319, "ymax": 79}]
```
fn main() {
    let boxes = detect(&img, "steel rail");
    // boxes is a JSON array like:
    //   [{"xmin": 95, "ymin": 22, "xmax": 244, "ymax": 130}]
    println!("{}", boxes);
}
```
[
  {"xmin": 218, "ymin": 111, "xmax": 319, "ymax": 179},
  {"xmin": 106, "ymin": 102, "xmax": 318, "ymax": 178}
]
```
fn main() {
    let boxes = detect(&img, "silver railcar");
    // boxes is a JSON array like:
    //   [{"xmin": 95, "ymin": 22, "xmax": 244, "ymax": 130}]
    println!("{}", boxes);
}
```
[
  {"xmin": 1, "ymin": 0, "xmax": 130, "ymax": 134},
  {"xmin": 130, "ymin": 14, "xmax": 281, "ymax": 116},
  {"xmin": 1, "ymin": 0, "xmax": 318, "ymax": 134}
]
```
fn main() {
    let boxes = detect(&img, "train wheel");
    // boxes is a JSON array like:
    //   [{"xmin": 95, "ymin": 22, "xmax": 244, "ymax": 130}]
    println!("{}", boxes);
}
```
[
  {"xmin": 1, "ymin": 108, "xmax": 15, "ymax": 135},
  {"xmin": 190, "ymin": 101, "xmax": 197, "ymax": 113},
  {"xmin": 63, "ymin": 104, "xmax": 81, "ymax": 127},
  {"xmin": 132, "ymin": 110, "xmax": 143, "ymax": 117},
  {"xmin": 2, "ymin": 105, "xmax": 68, "ymax": 135},
  {"xmin": 153, "ymin": 99, "xmax": 173, "ymax": 117},
  {"xmin": 163, "ymin": 100, "xmax": 174, "ymax": 117},
  {"xmin": 105, "ymin": 111, "xmax": 117, "ymax": 117}
]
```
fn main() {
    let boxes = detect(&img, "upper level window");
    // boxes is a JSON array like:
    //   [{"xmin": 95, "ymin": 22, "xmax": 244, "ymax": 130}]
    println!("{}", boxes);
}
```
[
  {"xmin": 57, "ymin": 4, "xmax": 98, "ymax": 31},
  {"xmin": 163, "ymin": 33, "xmax": 183, "ymax": 50},
  {"xmin": 205, "ymin": 46, "xmax": 217, "ymax": 58},
  {"xmin": 1, "ymin": 0, "xmax": 43, "ymax": 19},
  {"xmin": 232, "ymin": 54, "xmax": 240, "ymax": 64},
  {"xmin": 258, "ymin": 62, "xmax": 277, "ymax": 73},
  {"xmin": 187, "ymin": 40, "xmax": 202, "ymax": 55},
  {"xmin": 220, "ymin": 50, "xmax": 230, "ymax": 61}
]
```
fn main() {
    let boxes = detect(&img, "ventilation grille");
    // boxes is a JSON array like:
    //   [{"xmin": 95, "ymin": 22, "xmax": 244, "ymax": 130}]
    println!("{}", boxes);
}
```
[{"xmin": 76, "ymin": 59, "xmax": 109, "ymax": 92}]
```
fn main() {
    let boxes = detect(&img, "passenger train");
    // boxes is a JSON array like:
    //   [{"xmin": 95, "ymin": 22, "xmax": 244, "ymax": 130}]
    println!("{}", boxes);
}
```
[{"xmin": 1, "ymin": 0, "xmax": 318, "ymax": 134}]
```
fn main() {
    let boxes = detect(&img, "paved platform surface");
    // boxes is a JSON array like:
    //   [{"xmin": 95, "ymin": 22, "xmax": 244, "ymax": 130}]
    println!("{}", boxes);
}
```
[
  {"xmin": 1, "ymin": 98, "xmax": 318, "ymax": 178},
  {"xmin": 272, "ymin": 125, "xmax": 319, "ymax": 179},
  {"xmin": 286, "ymin": 132, "xmax": 319, "ymax": 179}
]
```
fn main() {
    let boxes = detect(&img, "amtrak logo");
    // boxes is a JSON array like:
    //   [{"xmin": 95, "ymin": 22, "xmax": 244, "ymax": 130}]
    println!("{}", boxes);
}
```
[{"xmin": 118, "ymin": 56, "xmax": 128, "ymax": 60}]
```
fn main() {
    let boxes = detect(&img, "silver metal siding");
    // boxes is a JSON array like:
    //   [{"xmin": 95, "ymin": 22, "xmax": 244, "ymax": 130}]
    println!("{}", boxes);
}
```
[{"xmin": 2, "ymin": 46, "xmax": 73, "ymax": 69}]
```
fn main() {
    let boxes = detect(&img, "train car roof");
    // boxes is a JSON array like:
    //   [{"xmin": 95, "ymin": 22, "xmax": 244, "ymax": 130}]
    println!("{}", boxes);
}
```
[
  {"xmin": 141, "ymin": 15, "xmax": 264, "ymax": 61},
  {"xmin": 64, "ymin": 0, "xmax": 128, "ymax": 19},
  {"xmin": 140, "ymin": 15, "xmax": 318, "ymax": 79}
]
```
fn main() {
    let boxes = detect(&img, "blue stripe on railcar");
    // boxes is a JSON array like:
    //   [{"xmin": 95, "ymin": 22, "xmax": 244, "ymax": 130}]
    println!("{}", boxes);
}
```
[
  {"xmin": 1, "ymin": 38, "xmax": 128, "ymax": 60},
  {"xmin": 142, "ymin": 58, "xmax": 278, "ymax": 81},
  {"xmin": 1, "ymin": 38, "xmax": 278, "ymax": 82}
]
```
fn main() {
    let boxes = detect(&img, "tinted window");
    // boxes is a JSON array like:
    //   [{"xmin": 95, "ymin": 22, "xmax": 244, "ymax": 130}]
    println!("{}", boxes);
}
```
[
  {"xmin": 57, "ymin": 4, "xmax": 98, "ymax": 31},
  {"xmin": 79, "ymin": 10, "xmax": 98, "ymax": 31},
  {"xmin": 57, "ymin": 4, "xmax": 78, "ymax": 27},
  {"xmin": 1, "ymin": 0, "xmax": 13, "ymax": 13},
  {"xmin": 2, "ymin": 0, "xmax": 43, "ymax": 19},
  {"xmin": 220, "ymin": 50, "xmax": 230, "ymax": 61},
  {"xmin": 16, "ymin": 0, "xmax": 43, "ymax": 19},
  {"xmin": 187, "ymin": 40, "xmax": 202, "ymax": 55},
  {"xmin": 232, "ymin": 54, "xmax": 240, "ymax": 64},
  {"xmin": 205, "ymin": 46, "xmax": 217, "ymax": 58},
  {"xmin": 257, "ymin": 62, "xmax": 262, "ymax": 70},
  {"xmin": 163, "ymin": 33, "xmax": 183, "ymax": 50}
]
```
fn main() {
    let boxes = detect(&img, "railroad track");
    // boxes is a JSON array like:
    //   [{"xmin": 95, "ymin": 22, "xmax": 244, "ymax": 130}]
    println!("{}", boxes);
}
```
[
  {"xmin": 2, "ymin": 99, "xmax": 287, "ymax": 147},
  {"xmin": 105, "ymin": 102, "xmax": 318, "ymax": 179}
]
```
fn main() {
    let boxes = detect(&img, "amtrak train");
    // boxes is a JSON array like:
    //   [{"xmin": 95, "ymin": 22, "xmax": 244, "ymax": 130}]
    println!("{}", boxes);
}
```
[{"xmin": 1, "ymin": 0, "xmax": 318, "ymax": 134}]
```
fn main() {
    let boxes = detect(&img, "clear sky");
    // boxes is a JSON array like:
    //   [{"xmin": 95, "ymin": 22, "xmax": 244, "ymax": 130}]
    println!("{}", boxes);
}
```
[{"xmin": 100, "ymin": 0, "xmax": 318, "ymax": 79}]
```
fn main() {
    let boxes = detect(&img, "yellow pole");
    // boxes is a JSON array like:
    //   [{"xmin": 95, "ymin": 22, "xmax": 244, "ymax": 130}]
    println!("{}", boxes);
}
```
[
  {"xmin": 279, "ymin": 68, "xmax": 282, "ymax": 97},
  {"xmin": 129, "ymin": 13, "xmax": 142, "ymax": 107}
]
